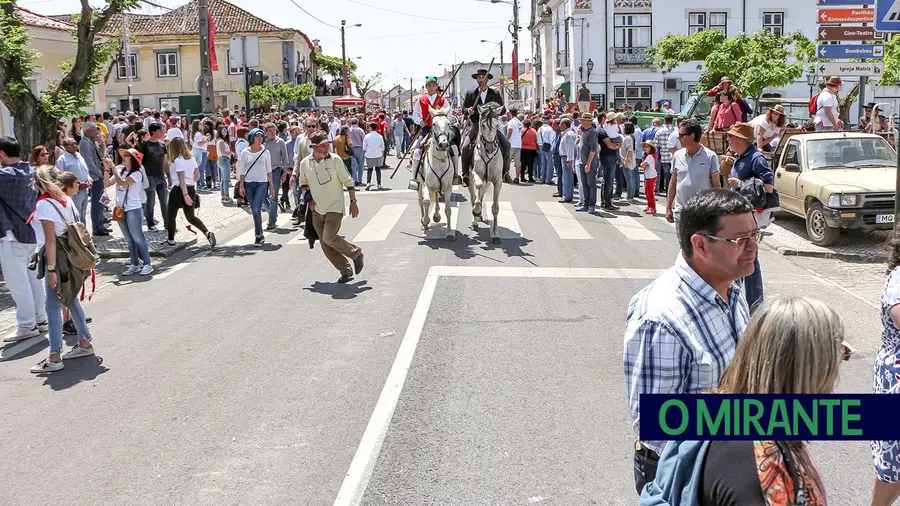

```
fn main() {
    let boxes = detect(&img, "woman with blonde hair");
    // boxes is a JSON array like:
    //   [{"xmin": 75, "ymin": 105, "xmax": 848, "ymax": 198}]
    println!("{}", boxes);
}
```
[
  {"xmin": 643, "ymin": 296, "xmax": 841, "ymax": 504},
  {"xmin": 28, "ymin": 165, "xmax": 95, "ymax": 373},
  {"xmin": 165, "ymin": 137, "xmax": 216, "ymax": 249},
  {"xmin": 871, "ymin": 232, "xmax": 900, "ymax": 506}
]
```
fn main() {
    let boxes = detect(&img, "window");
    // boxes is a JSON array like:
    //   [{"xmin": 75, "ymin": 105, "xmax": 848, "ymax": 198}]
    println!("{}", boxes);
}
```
[
  {"xmin": 688, "ymin": 12, "xmax": 706, "ymax": 34},
  {"xmin": 785, "ymin": 140, "xmax": 801, "ymax": 166},
  {"xmin": 762, "ymin": 12, "xmax": 784, "ymax": 37},
  {"xmin": 613, "ymin": 85, "xmax": 651, "ymax": 109},
  {"xmin": 116, "ymin": 53, "xmax": 138, "ymax": 80},
  {"xmin": 688, "ymin": 11, "xmax": 726, "ymax": 35},
  {"xmin": 614, "ymin": 14, "xmax": 651, "ymax": 47},
  {"xmin": 226, "ymin": 50, "xmax": 243, "ymax": 75},
  {"xmin": 156, "ymin": 52, "xmax": 178, "ymax": 78},
  {"xmin": 563, "ymin": 17, "xmax": 570, "ymax": 54}
]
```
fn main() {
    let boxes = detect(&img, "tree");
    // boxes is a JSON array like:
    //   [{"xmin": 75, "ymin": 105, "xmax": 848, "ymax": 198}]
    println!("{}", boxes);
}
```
[
  {"xmin": 881, "ymin": 34, "xmax": 900, "ymax": 86},
  {"xmin": 497, "ymin": 75, "xmax": 533, "ymax": 96},
  {"xmin": 311, "ymin": 53, "xmax": 356, "ymax": 80},
  {"xmin": 240, "ymin": 82, "xmax": 315, "ymax": 109},
  {"xmin": 0, "ymin": 0, "xmax": 131, "ymax": 151},
  {"xmin": 350, "ymin": 72, "xmax": 382, "ymax": 99},
  {"xmin": 646, "ymin": 29, "xmax": 816, "ymax": 108}
]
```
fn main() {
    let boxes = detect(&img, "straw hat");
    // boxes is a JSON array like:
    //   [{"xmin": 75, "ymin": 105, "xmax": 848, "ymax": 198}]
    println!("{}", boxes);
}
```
[
  {"xmin": 770, "ymin": 104, "xmax": 785, "ymax": 115},
  {"xmin": 726, "ymin": 122, "xmax": 755, "ymax": 140}
]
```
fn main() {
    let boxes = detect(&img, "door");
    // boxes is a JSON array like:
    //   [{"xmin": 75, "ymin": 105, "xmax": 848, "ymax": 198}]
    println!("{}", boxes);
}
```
[
  {"xmin": 119, "ymin": 98, "xmax": 140, "ymax": 113},
  {"xmin": 178, "ymin": 95, "xmax": 202, "ymax": 116},
  {"xmin": 775, "ymin": 139, "xmax": 803, "ymax": 213},
  {"xmin": 159, "ymin": 97, "xmax": 179, "ymax": 113}
]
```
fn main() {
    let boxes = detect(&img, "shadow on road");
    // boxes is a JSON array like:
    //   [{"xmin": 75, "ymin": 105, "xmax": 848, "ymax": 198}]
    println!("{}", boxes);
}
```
[
  {"xmin": 304, "ymin": 280, "xmax": 372, "ymax": 299},
  {"xmin": 37, "ymin": 355, "xmax": 109, "ymax": 391}
]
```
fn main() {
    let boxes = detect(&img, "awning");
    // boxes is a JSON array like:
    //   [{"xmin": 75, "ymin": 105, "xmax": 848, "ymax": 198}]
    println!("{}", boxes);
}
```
[
  {"xmin": 555, "ymin": 81, "xmax": 571, "ymax": 99},
  {"xmin": 332, "ymin": 95, "xmax": 366, "ymax": 107}
]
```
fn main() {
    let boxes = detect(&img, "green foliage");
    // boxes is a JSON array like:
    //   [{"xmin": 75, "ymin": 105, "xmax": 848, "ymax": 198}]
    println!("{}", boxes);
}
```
[
  {"xmin": 311, "ymin": 53, "xmax": 357, "ymax": 79},
  {"xmin": 241, "ymin": 82, "xmax": 316, "ymax": 108},
  {"xmin": 882, "ymin": 34, "xmax": 900, "ymax": 86},
  {"xmin": 646, "ymin": 29, "xmax": 814, "ymax": 100},
  {"xmin": 0, "ymin": 4, "xmax": 40, "ymax": 88}
]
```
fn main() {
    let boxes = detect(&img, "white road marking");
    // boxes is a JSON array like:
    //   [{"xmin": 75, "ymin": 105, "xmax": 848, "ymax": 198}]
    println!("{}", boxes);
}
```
[
  {"xmin": 536, "ymin": 202, "xmax": 592, "ymax": 240},
  {"xmin": 354, "ymin": 188, "xmax": 414, "ymax": 196},
  {"xmin": 604, "ymin": 214, "xmax": 661, "ymax": 241},
  {"xmin": 483, "ymin": 201, "xmax": 521, "ymax": 238},
  {"xmin": 332, "ymin": 271, "xmax": 439, "ymax": 506},
  {"xmin": 333, "ymin": 264, "xmax": 665, "ymax": 505},
  {"xmin": 0, "ymin": 335, "xmax": 46, "ymax": 361},
  {"xmin": 424, "ymin": 188, "xmax": 461, "ymax": 240},
  {"xmin": 353, "ymin": 204, "xmax": 408, "ymax": 242}
]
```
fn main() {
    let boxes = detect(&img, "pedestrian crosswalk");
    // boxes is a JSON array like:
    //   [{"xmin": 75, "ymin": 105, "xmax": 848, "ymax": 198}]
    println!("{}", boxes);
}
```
[{"xmin": 283, "ymin": 191, "xmax": 674, "ymax": 245}]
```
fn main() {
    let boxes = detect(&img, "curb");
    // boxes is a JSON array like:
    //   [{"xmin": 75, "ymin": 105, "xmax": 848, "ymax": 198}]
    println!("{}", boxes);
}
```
[{"xmin": 769, "ymin": 244, "xmax": 889, "ymax": 264}]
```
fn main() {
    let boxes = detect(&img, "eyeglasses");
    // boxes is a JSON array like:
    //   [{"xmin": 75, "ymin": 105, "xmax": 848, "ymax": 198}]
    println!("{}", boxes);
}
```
[
  {"xmin": 38, "ymin": 151, "xmax": 49, "ymax": 156},
  {"xmin": 700, "ymin": 230, "xmax": 764, "ymax": 247},
  {"xmin": 678, "ymin": 131, "xmax": 690, "ymax": 137}
]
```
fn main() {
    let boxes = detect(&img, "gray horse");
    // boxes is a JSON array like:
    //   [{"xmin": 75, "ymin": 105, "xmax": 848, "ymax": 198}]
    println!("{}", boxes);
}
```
[
  {"xmin": 415, "ymin": 105, "xmax": 456, "ymax": 240},
  {"xmin": 467, "ymin": 102, "xmax": 505, "ymax": 244}
]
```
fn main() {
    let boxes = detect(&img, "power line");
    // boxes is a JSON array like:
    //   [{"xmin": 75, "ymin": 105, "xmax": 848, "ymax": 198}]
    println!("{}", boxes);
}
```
[
  {"xmin": 345, "ymin": 0, "xmax": 500, "ymax": 24},
  {"xmin": 286, "ymin": 0, "xmax": 339, "ymax": 29}
]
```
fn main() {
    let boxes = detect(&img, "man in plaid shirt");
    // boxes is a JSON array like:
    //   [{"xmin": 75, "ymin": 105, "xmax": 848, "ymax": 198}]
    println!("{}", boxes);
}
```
[
  {"xmin": 0, "ymin": 136, "xmax": 47, "ymax": 342},
  {"xmin": 623, "ymin": 189, "xmax": 757, "ymax": 495},
  {"xmin": 653, "ymin": 115, "xmax": 676, "ymax": 194}
]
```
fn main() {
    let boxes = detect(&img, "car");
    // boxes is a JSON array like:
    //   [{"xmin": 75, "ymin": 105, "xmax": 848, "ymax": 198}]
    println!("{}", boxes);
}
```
[{"xmin": 772, "ymin": 131, "xmax": 897, "ymax": 246}]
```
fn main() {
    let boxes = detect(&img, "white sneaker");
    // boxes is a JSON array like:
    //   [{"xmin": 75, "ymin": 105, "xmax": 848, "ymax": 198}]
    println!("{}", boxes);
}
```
[
  {"xmin": 37, "ymin": 320, "xmax": 49, "ymax": 334},
  {"xmin": 377, "ymin": 184, "xmax": 384, "ymax": 190},
  {"xmin": 123, "ymin": 265, "xmax": 141, "ymax": 276},
  {"xmin": 62, "ymin": 344, "xmax": 95, "ymax": 360},
  {"xmin": 140, "ymin": 264, "xmax": 154, "ymax": 276},
  {"xmin": 4, "ymin": 326, "xmax": 40, "ymax": 342},
  {"xmin": 149, "ymin": 225, "xmax": 161, "ymax": 232},
  {"xmin": 30, "ymin": 358, "xmax": 63, "ymax": 373}
]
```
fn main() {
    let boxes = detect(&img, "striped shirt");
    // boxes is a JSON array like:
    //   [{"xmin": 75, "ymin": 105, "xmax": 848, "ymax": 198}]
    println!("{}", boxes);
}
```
[
  {"xmin": 623, "ymin": 254, "xmax": 749, "ymax": 454},
  {"xmin": 654, "ymin": 125, "xmax": 675, "ymax": 165}
]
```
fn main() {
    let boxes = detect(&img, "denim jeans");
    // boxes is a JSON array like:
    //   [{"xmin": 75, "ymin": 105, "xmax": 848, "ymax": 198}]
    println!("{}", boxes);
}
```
[
  {"xmin": 144, "ymin": 175, "xmax": 169, "ymax": 230},
  {"xmin": 90, "ymin": 179, "xmax": 106, "ymax": 233},
  {"xmin": 193, "ymin": 148, "xmax": 208, "ymax": 186},
  {"xmin": 351, "ymin": 147, "xmax": 365, "ymax": 182},
  {"xmin": 207, "ymin": 159, "xmax": 218, "ymax": 184},
  {"xmin": 578, "ymin": 163, "xmax": 598, "ymax": 209},
  {"xmin": 561, "ymin": 156, "xmax": 575, "ymax": 201},
  {"xmin": 615, "ymin": 164, "xmax": 627, "ymax": 198},
  {"xmin": 245, "ymin": 181, "xmax": 268, "ymax": 237},
  {"xmin": 575, "ymin": 161, "xmax": 586, "ymax": 205},
  {"xmin": 267, "ymin": 167, "xmax": 284, "ymax": 226},
  {"xmin": 553, "ymin": 153, "xmax": 563, "ymax": 195},
  {"xmin": 744, "ymin": 255, "xmax": 764, "ymax": 311},
  {"xmin": 600, "ymin": 156, "xmax": 617, "ymax": 207},
  {"xmin": 623, "ymin": 166, "xmax": 637, "ymax": 200},
  {"xmin": 632, "ymin": 162, "xmax": 642, "ymax": 197},
  {"xmin": 657, "ymin": 162, "xmax": 672, "ymax": 193},
  {"xmin": 540, "ymin": 151, "xmax": 554, "ymax": 184},
  {"xmin": 45, "ymin": 267, "xmax": 91, "ymax": 354},
  {"xmin": 218, "ymin": 156, "xmax": 231, "ymax": 197},
  {"xmin": 72, "ymin": 188, "xmax": 89, "ymax": 225},
  {"xmin": 118, "ymin": 207, "xmax": 151, "ymax": 267}
]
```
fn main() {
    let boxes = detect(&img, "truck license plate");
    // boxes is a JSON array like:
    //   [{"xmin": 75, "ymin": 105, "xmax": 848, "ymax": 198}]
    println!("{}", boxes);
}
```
[{"xmin": 876, "ymin": 214, "xmax": 895, "ymax": 224}]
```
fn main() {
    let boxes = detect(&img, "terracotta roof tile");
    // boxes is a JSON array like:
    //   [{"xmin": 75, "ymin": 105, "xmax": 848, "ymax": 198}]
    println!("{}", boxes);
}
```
[{"xmin": 17, "ymin": 6, "xmax": 77, "ymax": 32}]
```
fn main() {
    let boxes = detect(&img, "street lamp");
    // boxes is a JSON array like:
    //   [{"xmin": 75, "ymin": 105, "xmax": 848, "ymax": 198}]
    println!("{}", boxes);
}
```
[
  {"xmin": 806, "ymin": 71, "xmax": 817, "ymax": 100},
  {"xmin": 341, "ymin": 20, "xmax": 362, "ymax": 96},
  {"xmin": 586, "ymin": 58, "xmax": 594, "ymax": 81},
  {"xmin": 479, "ymin": 0, "xmax": 520, "ymax": 99},
  {"xmin": 481, "ymin": 39, "xmax": 505, "ymax": 101}
]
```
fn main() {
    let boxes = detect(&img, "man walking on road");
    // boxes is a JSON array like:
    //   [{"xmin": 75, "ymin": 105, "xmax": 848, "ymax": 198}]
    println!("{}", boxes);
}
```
[
  {"xmin": 348, "ymin": 118, "xmax": 366, "ymax": 186},
  {"xmin": 624, "ymin": 189, "xmax": 756, "ymax": 494},
  {"xmin": 79, "ymin": 126, "xmax": 109, "ymax": 236},
  {"xmin": 653, "ymin": 115, "xmax": 676, "ymax": 194},
  {"xmin": 0, "ymin": 136, "xmax": 47, "ymax": 342},
  {"xmin": 264, "ymin": 123, "xmax": 291, "ymax": 231},
  {"xmin": 296, "ymin": 131, "xmax": 364, "ymax": 284},
  {"xmin": 665, "ymin": 118, "xmax": 721, "ymax": 239},
  {"xmin": 139, "ymin": 123, "xmax": 170, "ymax": 233}
]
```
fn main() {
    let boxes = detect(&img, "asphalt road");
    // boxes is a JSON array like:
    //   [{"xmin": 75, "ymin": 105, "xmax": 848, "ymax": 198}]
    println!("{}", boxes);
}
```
[{"xmin": 0, "ymin": 155, "xmax": 887, "ymax": 505}]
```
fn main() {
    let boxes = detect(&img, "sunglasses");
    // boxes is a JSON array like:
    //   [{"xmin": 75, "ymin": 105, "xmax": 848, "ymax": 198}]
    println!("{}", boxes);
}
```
[
  {"xmin": 678, "ymin": 131, "xmax": 691, "ymax": 137},
  {"xmin": 700, "ymin": 230, "xmax": 764, "ymax": 247}
]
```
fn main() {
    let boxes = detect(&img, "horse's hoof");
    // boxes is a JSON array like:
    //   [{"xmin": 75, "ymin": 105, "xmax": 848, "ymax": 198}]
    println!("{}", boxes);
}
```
[
  {"xmin": 491, "ymin": 237, "xmax": 501, "ymax": 244},
  {"xmin": 447, "ymin": 233, "xmax": 456, "ymax": 242},
  {"xmin": 433, "ymin": 215, "xmax": 441, "ymax": 223}
]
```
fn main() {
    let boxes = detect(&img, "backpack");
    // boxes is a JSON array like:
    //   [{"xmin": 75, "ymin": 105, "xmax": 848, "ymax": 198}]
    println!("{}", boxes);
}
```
[
  {"xmin": 639, "ymin": 441, "xmax": 710, "ymax": 505},
  {"xmin": 809, "ymin": 93, "xmax": 820, "ymax": 115},
  {"xmin": 47, "ymin": 200, "xmax": 100, "ymax": 271},
  {"xmin": 738, "ymin": 177, "xmax": 767, "ymax": 211}
]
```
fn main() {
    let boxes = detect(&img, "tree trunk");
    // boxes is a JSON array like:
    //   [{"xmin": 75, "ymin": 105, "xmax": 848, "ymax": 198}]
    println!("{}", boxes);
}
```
[{"xmin": 6, "ymin": 95, "xmax": 58, "ymax": 155}]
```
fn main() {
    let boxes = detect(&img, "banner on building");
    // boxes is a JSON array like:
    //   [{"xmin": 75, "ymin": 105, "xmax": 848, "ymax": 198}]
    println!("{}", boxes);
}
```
[{"xmin": 208, "ymin": 13, "xmax": 218, "ymax": 71}]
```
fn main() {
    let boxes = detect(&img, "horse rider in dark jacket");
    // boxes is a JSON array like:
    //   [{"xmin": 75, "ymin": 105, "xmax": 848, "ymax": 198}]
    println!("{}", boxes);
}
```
[{"xmin": 461, "ymin": 68, "xmax": 512, "ymax": 186}]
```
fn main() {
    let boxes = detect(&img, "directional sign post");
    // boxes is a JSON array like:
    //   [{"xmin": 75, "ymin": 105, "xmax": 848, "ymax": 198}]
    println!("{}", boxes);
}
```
[
  {"xmin": 875, "ymin": 0, "xmax": 900, "ymax": 31},
  {"xmin": 817, "ymin": 62, "xmax": 885, "ymax": 76},
  {"xmin": 817, "ymin": 26, "xmax": 885, "ymax": 40},
  {"xmin": 817, "ymin": 44, "xmax": 885, "ymax": 58},
  {"xmin": 819, "ymin": 8, "xmax": 876, "ymax": 23}
]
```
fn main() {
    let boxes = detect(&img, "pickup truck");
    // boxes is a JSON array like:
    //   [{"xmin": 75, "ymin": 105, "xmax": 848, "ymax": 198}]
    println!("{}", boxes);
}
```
[{"xmin": 772, "ymin": 131, "xmax": 897, "ymax": 246}]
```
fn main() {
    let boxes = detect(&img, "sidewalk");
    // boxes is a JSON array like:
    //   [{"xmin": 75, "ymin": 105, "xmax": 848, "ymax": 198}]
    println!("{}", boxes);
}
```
[
  {"xmin": 88, "ymin": 180, "xmax": 252, "ymax": 258},
  {"xmin": 764, "ymin": 213, "xmax": 890, "ymax": 263}
]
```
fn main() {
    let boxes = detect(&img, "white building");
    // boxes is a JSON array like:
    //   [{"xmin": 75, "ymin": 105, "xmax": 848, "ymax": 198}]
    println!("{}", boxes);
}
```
[{"xmin": 533, "ymin": 0, "xmax": 819, "ymax": 112}]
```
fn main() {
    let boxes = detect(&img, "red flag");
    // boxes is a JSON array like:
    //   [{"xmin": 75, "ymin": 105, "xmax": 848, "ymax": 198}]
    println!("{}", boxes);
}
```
[
  {"xmin": 511, "ymin": 47, "xmax": 518, "ymax": 82},
  {"xmin": 208, "ymin": 12, "xmax": 218, "ymax": 71}
]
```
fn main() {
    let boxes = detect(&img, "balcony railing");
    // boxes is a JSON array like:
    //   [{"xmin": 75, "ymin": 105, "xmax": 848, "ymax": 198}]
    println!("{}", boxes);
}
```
[
  {"xmin": 556, "ymin": 50, "xmax": 569, "ymax": 69},
  {"xmin": 611, "ymin": 47, "xmax": 650, "ymax": 66}
]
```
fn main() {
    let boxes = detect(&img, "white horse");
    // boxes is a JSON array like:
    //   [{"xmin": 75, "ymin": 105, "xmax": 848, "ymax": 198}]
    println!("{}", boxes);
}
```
[
  {"xmin": 415, "ymin": 105, "xmax": 456, "ymax": 240},
  {"xmin": 467, "ymin": 102, "xmax": 504, "ymax": 244}
]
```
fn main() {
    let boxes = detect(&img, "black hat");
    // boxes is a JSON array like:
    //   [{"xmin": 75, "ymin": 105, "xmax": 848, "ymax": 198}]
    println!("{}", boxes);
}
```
[
  {"xmin": 863, "ymin": 102, "xmax": 881, "ymax": 111},
  {"xmin": 471, "ymin": 68, "xmax": 494, "ymax": 79}
]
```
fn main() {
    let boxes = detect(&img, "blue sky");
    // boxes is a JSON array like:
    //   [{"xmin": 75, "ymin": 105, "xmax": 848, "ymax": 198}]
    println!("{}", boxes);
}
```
[{"xmin": 23, "ymin": 0, "xmax": 532, "ymax": 93}]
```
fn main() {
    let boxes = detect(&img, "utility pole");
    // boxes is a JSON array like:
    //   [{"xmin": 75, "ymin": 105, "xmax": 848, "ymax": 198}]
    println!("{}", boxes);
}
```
[
  {"xmin": 500, "ymin": 40, "xmax": 505, "ymax": 103},
  {"xmin": 511, "ymin": 0, "xmax": 520, "ymax": 100},
  {"xmin": 242, "ymin": 37, "xmax": 251, "ymax": 114},
  {"xmin": 341, "ymin": 20, "xmax": 348, "ymax": 96},
  {"xmin": 198, "ymin": 0, "xmax": 215, "ymax": 113},
  {"xmin": 410, "ymin": 77, "xmax": 414, "ymax": 111}
]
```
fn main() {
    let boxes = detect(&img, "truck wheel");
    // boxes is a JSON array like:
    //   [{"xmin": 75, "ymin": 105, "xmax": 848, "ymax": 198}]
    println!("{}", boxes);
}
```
[{"xmin": 806, "ymin": 202, "xmax": 840, "ymax": 246}]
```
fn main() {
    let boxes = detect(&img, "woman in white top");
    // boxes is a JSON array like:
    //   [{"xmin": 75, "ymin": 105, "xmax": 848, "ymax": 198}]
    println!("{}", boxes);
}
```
[
  {"xmin": 102, "ymin": 145, "xmax": 152, "ymax": 276},
  {"xmin": 216, "ymin": 125, "xmax": 233, "ymax": 203},
  {"xmin": 237, "ymin": 128, "xmax": 274, "ymax": 247},
  {"xmin": 165, "ymin": 137, "xmax": 216, "ymax": 249},
  {"xmin": 29, "ymin": 166, "xmax": 95, "ymax": 373},
  {"xmin": 750, "ymin": 105, "xmax": 787, "ymax": 152},
  {"xmin": 191, "ymin": 119, "xmax": 211, "ymax": 186}
]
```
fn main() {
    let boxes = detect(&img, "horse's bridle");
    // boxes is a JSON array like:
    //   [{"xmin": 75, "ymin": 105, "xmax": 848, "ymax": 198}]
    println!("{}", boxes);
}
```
[{"xmin": 477, "ymin": 110, "xmax": 500, "ymax": 166}]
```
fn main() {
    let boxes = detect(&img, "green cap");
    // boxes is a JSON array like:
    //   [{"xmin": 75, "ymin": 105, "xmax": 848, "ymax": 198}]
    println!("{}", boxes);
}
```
[{"xmin": 425, "ymin": 76, "xmax": 438, "ymax": 84}]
